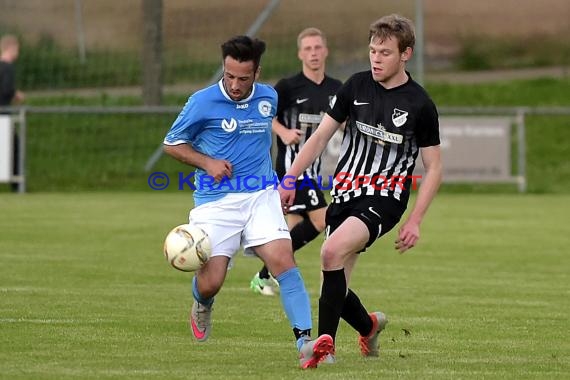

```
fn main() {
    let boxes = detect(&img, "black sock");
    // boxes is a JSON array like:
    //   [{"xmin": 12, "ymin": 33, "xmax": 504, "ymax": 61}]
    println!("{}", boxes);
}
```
[
  {"xmin": 290, "ymin": 218, "xmax": 321, "ymax": 251},
  {"xmin": 258, "ymin": 266, "xmax": 270, "ymax": 279},
  {"xmin": 293, "ymin": 327, "xmax": 311, "ymax": 341},
  {"xmin": 318, "ymin": 269, "xmax": 346, "ymax": 341},
  {"xmin": 341, "ymin": 288, "xmax": 373, "ymax": 337}
]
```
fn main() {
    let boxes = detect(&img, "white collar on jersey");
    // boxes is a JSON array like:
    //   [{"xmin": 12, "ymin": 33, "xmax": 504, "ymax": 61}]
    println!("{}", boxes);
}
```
[{"xmin": 218, "ymin": 79, "xmax": 256, "ymax": 103}]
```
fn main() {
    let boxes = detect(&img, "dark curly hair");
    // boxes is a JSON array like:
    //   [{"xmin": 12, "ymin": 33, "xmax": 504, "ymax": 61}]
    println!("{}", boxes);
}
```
[{"xmin": 221, "ymin": 35, "xmax": 266, "ymax": 71}]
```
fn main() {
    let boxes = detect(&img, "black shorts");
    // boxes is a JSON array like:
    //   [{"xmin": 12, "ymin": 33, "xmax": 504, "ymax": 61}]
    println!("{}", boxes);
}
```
[
  {"xmin": 325, "ymin": 196, "xmax": 405, "ymax": 249},
  {"xmin": 288, "ymin": 178, "xmax": 328, "ymax": 215}
]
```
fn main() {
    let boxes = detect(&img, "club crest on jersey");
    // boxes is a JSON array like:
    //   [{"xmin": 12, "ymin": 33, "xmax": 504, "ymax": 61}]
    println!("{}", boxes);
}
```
[
  {"xmin": 258, "ymin": 100, "xmax": 272, "ymax": 118},
  {"xmin": 392, "ymin": 108, "xmax": 408, "ymax": 127},
  {"xmin": 329, "ymin": 95, "xmax": 337, "ymax": 108},
  {"xmin": 221, "ymin": 118, "xmax": 238, "ymax": 132}
]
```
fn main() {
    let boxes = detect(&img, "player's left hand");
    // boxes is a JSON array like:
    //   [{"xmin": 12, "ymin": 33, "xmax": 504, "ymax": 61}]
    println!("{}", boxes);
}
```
[{"xmin": 395, "ymin": 220, "xmax": 420, "ymax": 254}]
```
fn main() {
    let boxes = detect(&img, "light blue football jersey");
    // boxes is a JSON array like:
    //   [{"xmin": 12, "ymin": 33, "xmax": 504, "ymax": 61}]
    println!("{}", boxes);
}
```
[{"xmin": 164, "ymin": 80, "xmax": 278, "ymax": 206}]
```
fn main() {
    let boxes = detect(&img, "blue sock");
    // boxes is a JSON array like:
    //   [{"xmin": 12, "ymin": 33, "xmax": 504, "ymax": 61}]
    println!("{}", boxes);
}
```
[
  {"xmin": 296, "ymin": 336, "xmax": 310, "ymax": 352},
  {"xmin": 276, "ymin": 267, "xmax": 312, "ymax": 350},
  {"xmin": 192, "ymin": 276, "xmax": 214, "ymax": 306}
]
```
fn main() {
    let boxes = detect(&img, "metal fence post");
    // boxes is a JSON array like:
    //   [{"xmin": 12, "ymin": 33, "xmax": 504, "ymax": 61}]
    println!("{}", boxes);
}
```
[
  {"xmin": 18, "ymin": 107, "xmax": 27, "ymax": 193},
  {"xmin": 516, "ymin": 108, "xmax": 527, "ymax": 193}
]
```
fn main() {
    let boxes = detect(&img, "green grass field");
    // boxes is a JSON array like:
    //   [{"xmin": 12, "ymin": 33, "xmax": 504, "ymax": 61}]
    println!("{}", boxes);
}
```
[{"xmin": 1, "ymin": 192, "xmax": 568, "ymax": 379}]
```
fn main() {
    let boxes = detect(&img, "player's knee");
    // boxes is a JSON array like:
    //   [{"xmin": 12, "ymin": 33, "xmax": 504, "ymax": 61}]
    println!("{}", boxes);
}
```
[
  {"xmin": 308, "ymin": 210, "xmax": 327, "ymax": 233},
  {"xmin": 320, "ymin": 241, "xmax": 340, "ymax": 266},
  {"xmin": 312, "ymin": 219, "xmax": 326, "ymax": 233},
  {"xmin": 265, "ymin": 250, "xmax": 295, "ymax": 276}
]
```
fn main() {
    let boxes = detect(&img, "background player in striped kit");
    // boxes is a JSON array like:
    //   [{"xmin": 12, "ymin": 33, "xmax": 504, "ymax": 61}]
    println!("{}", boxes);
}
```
[
  {"xmin": 250, "ymin": 27, "xmax": 342, "ymax": 296},
  {"xmin": 279, "ymin": 15, "xmax": 442, "ymax": 360}
]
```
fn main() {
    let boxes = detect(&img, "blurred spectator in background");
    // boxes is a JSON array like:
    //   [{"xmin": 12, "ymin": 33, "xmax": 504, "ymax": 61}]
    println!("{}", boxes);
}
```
[
  {"xmin": 1, "ymin": 34, "xmax": 25, "ymax": 192},
  {"xmin": 0, "ymin": 34, "xmax": 24, "ymax": 107}
]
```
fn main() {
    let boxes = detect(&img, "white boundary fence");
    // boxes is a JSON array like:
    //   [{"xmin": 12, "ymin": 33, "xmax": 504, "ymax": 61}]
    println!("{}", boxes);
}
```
[
  {"xmin": 437, "ymin": 106, "xmax": 570, "ymax": 192},
  {"xmin": 1, "ymin": 105, "xmax": 570, "ymax": 193}
]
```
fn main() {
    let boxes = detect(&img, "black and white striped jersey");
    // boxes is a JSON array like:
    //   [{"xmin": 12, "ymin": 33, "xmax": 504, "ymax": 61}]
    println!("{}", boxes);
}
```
[
  {"xmin": 327, "ymin": 71, "xmax": 440, "ymax": 206},
  {"xmin": 274, "ymin": 72, "xmax": 342, "ymax": 179}
]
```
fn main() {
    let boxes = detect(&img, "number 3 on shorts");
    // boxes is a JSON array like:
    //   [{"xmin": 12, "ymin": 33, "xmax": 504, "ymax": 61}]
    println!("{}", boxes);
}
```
[{"xmin": 308, "ymin": 189, "xmax": 319, "ymax": 206}]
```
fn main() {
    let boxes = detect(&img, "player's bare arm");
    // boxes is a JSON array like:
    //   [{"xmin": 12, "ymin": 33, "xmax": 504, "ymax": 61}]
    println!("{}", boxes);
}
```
[
  {"xmin": 272, "ymin": 117, "xmax": 303, "ymax": 145},
  {"xmin": 396, "ymin": 145, "xmax": 442, "ymax": 253},
  {"xmin": 163, "ymin": 143, "xmax": 232, "ymax": 182}
]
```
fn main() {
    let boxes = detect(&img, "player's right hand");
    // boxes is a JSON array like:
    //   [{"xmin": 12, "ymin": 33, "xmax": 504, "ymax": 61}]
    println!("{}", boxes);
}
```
[
  {"xmin": 278, "ymin": 178, "xmax": 296, "ymax": 214},
  {"xmin": 281, "ymin": 129, "xmax": 304, "ymax": 145},
  {"xmin": 205, "ymin": 159, "xmax": 232, "ymax": 182}
]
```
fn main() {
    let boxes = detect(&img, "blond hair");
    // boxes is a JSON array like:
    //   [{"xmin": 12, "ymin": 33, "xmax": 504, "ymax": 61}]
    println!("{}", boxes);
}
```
[
  {"xmin": 297, "ymin": 27, "xmax": 327, "ymax": 49},
  {"xmin": 0, "ymin": 34, "xmax": 19, "ymax": 52}
]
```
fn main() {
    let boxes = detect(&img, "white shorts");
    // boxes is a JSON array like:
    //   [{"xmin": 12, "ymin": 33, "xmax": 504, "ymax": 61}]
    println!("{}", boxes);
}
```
[{"xmin": 188, "ymin": 188, "xmax": 290, "ymax": 260}]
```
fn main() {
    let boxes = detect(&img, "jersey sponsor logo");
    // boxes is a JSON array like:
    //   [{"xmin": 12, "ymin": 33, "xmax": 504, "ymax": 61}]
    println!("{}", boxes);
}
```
[
  {"xmin": 296, "ymin": 98, "xmax": 309, "ymax": 104},
  {"xmin": 238, "ymin": 119, "xmax": 270, "ymax": 134},
  {"xmin": 258, "ymin": 100, "xmax": 272, "ymax": 117},
  {"xmin": 392, "ymin": 108, "xmax": 408, "ymax": 127},
  {"xmin": 299, "ymin": 113, "xmax": 323, "ymax": 124},
  {"xmin": 221, "ymin": 118, "xmax": 238, "ymax": 132},
  {"xmin": 353, "ymin": 100, "xmax": 369, "ymax": 106},
  {"xmin": 356, "ymin": 121, "xmax": 403, "ymax": 144},
  {"xmin": 236, "ymin": 103, "xmax": 249, "ymax": 109}
]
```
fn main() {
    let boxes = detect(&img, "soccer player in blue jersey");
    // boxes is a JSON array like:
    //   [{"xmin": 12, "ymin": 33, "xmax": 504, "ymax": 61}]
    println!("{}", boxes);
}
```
[{"xmin": 163, "ymin": 35, "xmax": 334, "ymax": 369}]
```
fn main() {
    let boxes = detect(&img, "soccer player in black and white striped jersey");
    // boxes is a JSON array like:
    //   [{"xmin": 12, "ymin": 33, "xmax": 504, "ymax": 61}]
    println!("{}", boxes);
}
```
[{"xmin": 279, "ymin": 14, "xmax": 442, "ymax": 360}]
